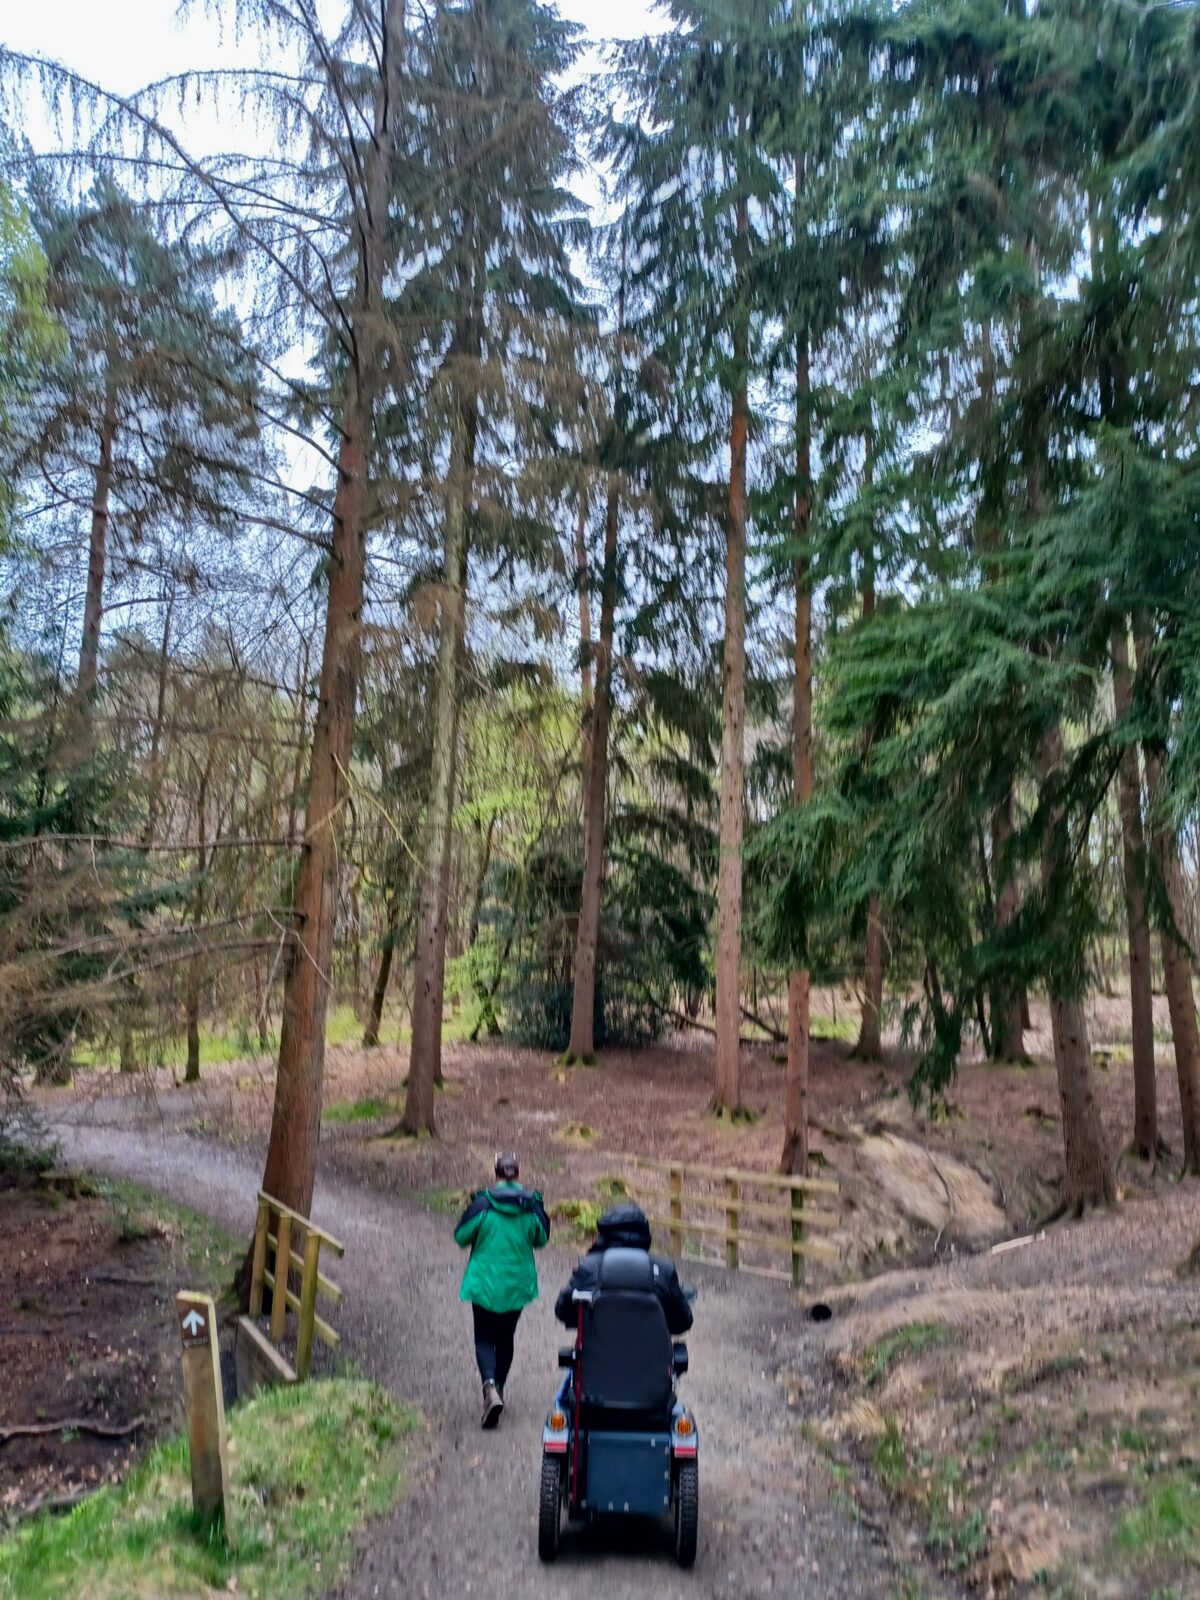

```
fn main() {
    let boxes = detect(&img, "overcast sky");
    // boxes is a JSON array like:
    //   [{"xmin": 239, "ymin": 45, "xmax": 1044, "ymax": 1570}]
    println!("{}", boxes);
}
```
[{"xmin": 7, "ymin": 0, "xmax": 665, "ymax": 171}]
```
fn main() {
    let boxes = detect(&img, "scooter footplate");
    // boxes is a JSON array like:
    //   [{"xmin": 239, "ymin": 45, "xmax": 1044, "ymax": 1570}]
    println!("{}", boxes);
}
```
[{"xmin": 581, "ymin": 1432, "xmax": 671, "ymax": 1516}]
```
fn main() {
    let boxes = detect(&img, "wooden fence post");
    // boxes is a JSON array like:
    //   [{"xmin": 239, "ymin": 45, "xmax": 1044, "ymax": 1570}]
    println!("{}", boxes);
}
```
[
  {"xmin": 724, "ymin": 1174, "xmax": 739, "ymax": 1270},
  {"xmin": 270, "ymin": 1212, "xmax": 292, "ymax": 1342},
  {"xmin": 249, "ymin": 1196, "xmax": 270, "ymax": 1318},
  {"xmin": 176, "ymin": 1291, "xmax": 228, "ymax": 1534},
  {"xmin": 669, "ymin": 1166, "xmax": 683, "ymax": 1259},
  {"xmin": 791, "ymin": 1186, "xmax": 805, "ymax": 1289},
  {"xmin": 295, "ymin": 1229, "xmax": 321, "ymax": 1380}
]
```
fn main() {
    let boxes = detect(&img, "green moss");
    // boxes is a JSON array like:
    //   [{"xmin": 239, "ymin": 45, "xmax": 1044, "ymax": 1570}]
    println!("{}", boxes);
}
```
[
  {"xmin": 324, "ymin": 1095, "xmax": 395, "ymax": 1124},
  {"xmin": 0, "ymin": 1380, "xmax": 420, "ymax": 1600},
  {"xmin": 1115, "ymin": 1475, "xmax": 1200, "ymax": 1561},
  {"xmin": 864, "ymin": 1322, "xmax": 950, "ymax": 1388}
]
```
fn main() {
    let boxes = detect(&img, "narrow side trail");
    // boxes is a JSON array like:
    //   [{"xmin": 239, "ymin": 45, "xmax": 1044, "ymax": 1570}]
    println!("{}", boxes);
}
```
[{"xmin": 59, "ymin": 1124, "xmax": 907, "ymax": 1599}]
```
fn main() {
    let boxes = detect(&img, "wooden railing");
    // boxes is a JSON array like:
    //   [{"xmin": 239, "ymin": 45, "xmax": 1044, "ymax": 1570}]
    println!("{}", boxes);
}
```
[
  {"xmin": 618, "ymin": 1156, "xmax": 840, "ymax": 1287},
  {"xmin": 247, "ymin": 1191, "xmax": 345, "ymax": 1380}
]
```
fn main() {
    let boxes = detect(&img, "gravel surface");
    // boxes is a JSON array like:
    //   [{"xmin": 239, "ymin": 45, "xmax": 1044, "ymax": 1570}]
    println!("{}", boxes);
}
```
[{"xmin": 58, "ymin": 1123, "xmax": 911, "ymax": 1600}]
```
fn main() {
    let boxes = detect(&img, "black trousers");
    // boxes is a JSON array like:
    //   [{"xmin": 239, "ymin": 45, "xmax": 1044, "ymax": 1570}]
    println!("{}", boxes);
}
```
[{"xmin": 472, "ymin": 1304, "xmax": 522, "ymax": 1389}]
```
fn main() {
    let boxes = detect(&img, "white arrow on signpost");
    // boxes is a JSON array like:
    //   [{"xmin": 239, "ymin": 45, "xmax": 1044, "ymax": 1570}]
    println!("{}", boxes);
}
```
[{"xmin": 182, "ymin": 1309, "xmax": 206, "ymax": 1336}]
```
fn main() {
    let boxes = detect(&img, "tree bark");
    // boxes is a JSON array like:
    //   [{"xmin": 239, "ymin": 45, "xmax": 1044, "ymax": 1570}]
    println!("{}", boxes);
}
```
[
  {"xmin": 77, "ymin": 383, "xmax": 118, "ymax": 724},
  {"xmin": 285, "ymin": 634, "xmax": 311, "ymax": 850},
  {"xmin": 990, "ymin": 792, "xmax": 1026, "ymax": 1061},
  {"xmin": 574, "ymin": 490, "xmax": 593, "ymax": 737},
  {"xmin": 714, "ymin": 191, "xmax": 749, "ymax": 1116},
  {"xmin": 402, "ymin": 400, "xmax": 472, "ymax": 1133},
  {"xmin": 142, "ymin": 589, "xmax": 174, "ymax": 849},
  {"xmin": 1039, "ymin": 723, "xmax": 1116, "ymax": 1212},
  {"xmin": 184, "ymin": 768, "xmax": 208, "ymax": 1085},
  {"xmin": 1111, "ymin": 626, "xmax": 1158, "ymax": 1159},
  {"xmin": 363, "ymin": 902, "xmax": 400, "ymax": 1048},
  {"xmin": 567, "ymin": 474, "xmax": 618, "ymax": 1062},
  {"xmin": 781, "ymin": 323, "xmax": 812, "ymax": 1176},
  {"xmin": 853, "ymin": 504, "xmax": 884, "ymax": 1061},
  {"xmin": 262, "ymin": 417, "xmax": 369, "ymax": 1211}
]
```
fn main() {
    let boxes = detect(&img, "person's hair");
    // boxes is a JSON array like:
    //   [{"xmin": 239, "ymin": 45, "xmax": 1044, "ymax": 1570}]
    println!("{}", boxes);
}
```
[{"xmin": 494, "ymin": 1151, "xmax": 519, "ymax": 1180}]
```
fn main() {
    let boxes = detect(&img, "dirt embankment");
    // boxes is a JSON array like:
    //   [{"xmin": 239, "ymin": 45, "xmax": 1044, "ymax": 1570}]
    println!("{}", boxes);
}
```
[{"xmin": 0, "ymin": 1171, "xmax": 236, "ymax": 1524}]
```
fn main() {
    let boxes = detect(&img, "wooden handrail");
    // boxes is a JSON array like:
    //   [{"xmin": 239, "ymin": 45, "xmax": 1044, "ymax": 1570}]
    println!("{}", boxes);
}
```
[
  {"xmin": 614, "ymin": 1154, "xmax": 840, "ymax": 1195},
  {"xmin": 628, "ymin": 1184, "xmax": 838, "ymax": 1229},
  {"xmin": 258, "ymin": 1191, "xmax": 345, "ymax": 1256},
  {"xmin": 643, "ymin": 1214, "xmax": 837, "ymax": 1261},
  {"xmin": 607, "ymin": 1153, "xmax": 842, "ymax": 1288},
  {"xmin": 248, "ymin": 1192, "xmax": 345, "ymax": 1380}
]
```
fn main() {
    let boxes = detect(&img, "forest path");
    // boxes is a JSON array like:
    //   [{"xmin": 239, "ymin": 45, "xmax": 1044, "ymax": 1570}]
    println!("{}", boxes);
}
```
[{"xmin": 58, "ymin": 1122, "xmax": 914, "ymax": 1600}]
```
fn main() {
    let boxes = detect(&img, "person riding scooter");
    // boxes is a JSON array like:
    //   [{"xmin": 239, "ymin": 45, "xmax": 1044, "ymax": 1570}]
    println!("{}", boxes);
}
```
[{"xmin": 554, "ymin": 1201, "xmax": 693, "ymax": 1335}]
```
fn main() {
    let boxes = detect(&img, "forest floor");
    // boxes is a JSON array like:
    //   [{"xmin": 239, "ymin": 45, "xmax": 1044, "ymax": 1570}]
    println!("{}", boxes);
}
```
[
  {"xmin": 0, "ymin": 1167, "xmax": 240, "ymax": 1525},
  {"xmin": 24, "ymin": 985, "xmax": 1200, "ymax": 1596}
]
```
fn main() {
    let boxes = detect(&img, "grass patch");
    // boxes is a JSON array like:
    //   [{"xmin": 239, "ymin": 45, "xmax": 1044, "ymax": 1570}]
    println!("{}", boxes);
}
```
[
  {"xmin": 552, "ymin": 1198, "xmax": 603, "ymax": 1242},
  {"xmin": 95, "ymin": 1178, "xmax": 241, "ymax": 1299},
  {"xmin": 873, "ymin": 1416, "xmax": 909, "ymax": 1490},
  {"xmin": 324, "ymin": 1095, "xmax": 395, "ymax": 1125},
  {"xmin": 1115, "ymin": 1475, "xmax": 1200, "ymax": 1563},
  {"xmin": 418, "ymin": 1186, "xmax": 470, "ymax": 1219},
  {"xmin": 812, "ymin": 1013, "xmax": 859, "ymax": 1043},
  {"xmin": 864, "ymin": 1322, "xmax": 951, "ymax": 1388},
  {"xmin": 0, "ymin": 1380, "xmax": 418, "ymax": 1600},
  {"xmin": 556, "ymin": 1122, "xmax": 597, "ymax": 1146}
]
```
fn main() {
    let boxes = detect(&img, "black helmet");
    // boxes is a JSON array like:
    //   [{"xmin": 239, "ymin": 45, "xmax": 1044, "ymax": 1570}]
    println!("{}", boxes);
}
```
[
  {"xmin": 494, "ymin": 1152, "xmax": 519, "ymax": 1180},
  {"xmin": 595, "ymin": 1202, "xmax": 651, "ymax": 1250}
]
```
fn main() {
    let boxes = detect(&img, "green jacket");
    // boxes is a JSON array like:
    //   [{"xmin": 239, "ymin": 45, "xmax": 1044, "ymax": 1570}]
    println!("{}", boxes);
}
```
[{"xmin": 454, "ymin": 1182, "xmax": 550, "ymax": 1313}]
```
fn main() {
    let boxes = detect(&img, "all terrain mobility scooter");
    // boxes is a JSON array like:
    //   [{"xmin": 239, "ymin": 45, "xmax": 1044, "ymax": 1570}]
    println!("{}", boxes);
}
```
[{"xmin": 537, "ymin": 1247, "xmax": 699, "ymax": 1566}]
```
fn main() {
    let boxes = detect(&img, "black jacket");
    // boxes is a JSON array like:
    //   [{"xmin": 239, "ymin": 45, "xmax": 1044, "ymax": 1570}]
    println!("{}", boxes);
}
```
[{"xmin": 553, "ymin": 1203, "xmax": 693, "ymax": 1335}]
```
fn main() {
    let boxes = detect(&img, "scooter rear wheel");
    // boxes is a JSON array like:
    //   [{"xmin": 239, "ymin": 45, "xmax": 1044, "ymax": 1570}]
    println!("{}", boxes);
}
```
[
  {"xmin": 538, "ymin": 1453, "xmax": 563, "ymax": 1562},
  {"xmin": 674, "ymin": 1459, "xmax": 698, "ymax": 1568}
]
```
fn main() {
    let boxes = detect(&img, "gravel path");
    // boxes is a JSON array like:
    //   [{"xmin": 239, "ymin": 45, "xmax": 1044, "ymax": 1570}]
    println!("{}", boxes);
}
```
[{"xmin": 58, "ymin": 1123, "xmax": 908, "ymax": 1600}]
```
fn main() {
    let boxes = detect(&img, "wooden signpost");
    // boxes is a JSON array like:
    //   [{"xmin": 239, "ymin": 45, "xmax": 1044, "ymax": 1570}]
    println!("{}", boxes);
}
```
[{"xmin": 175, "ymin": 1291, "xmax": 229, "ymax": 1534}]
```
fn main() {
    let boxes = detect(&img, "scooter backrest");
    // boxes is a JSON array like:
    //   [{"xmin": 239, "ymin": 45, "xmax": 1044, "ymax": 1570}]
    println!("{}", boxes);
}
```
[{"xmin": 581, "ymin": 1248, "xmax": 673, "ymax": 1412}]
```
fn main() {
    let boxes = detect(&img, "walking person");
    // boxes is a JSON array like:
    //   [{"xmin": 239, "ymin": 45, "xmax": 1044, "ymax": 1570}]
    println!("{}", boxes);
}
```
[{"xmin": 454, "ymin": 1152, "xmax": 550, "ymax": 1428}]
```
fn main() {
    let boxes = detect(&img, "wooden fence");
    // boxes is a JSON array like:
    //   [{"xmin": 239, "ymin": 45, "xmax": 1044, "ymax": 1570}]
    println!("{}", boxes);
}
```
[
  {"xmin": 247, "ymin": 1191, "xmax": 345, "ymax": 1380},
  {"xmin": 618, "ymin": 1156, "xmax": 840, "ymax": 1287}
]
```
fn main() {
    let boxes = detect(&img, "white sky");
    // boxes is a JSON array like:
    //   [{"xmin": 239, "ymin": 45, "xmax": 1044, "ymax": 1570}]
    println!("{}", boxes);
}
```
[{"xmin": 6, "ymin": 0, "xmax": 666, "ymax": 173}]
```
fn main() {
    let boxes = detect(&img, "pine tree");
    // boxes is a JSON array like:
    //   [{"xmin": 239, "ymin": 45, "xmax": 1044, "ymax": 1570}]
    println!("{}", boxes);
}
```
[{"xmin": 395, "ymin": 0, "xmax": 588, "ymax": 1134}]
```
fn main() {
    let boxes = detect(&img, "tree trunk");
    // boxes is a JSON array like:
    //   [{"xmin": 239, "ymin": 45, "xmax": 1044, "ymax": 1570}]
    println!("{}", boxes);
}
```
[
  {"xmin": 855, "ymin": 902, "xmax": 885, "ymax": 1058},
  {"xmin": 77, "ymin": 383, "xmax": 118, "ymax": 723},
  {"xmin": 990, "ymin": 793, "xmax": 1026, "ymax": 1061},
  {"xmin": 1039, "ymin": 723, "xmax": 1116, "ymax": 1212},
  {"xmin": 184, "ymin": 769, "xmax": 208, "ymax": 1085},
  {"xmin": 567, "ymin": 474, "xmax": 618, "ymax": 1062},
  {"xmin": 853, "ymin": 517, "xmax": 884, "ymax": 1061},
  {"xmin": 714, "ymin": 197, "xmax": 749, "ymax": 1116},
  {"xmin": 363, "ymin": 905, "xmax": 399, "ymax": 1049},
  {"xmin": 259, "ymin": 0, "xmax": 402, "ymax": 1212},
  {"xmin": 285, "ymin": 635, "xmax": 311, "ymax": 850},
  {"xmin": 574, "ymin": 489, "xmax": 593, "ymax": 745},
  {"xmin": 1138, "ymin": 716, "xmax": 1200, "ymax": 1174},
  {"xmin": 142, "ymin": 589, "xmax": 174, "ymax": 849},
  {"xmin": 253, "ymin": 959, "xmax": 270, "ymax": 1050},
  {"xmin": 261, "ymin": 418, "xmax": 369, "ymax": 1212},
  {"xmin": 781, "ymin": 322, "xmax": 812, "ymax": 1176},
  {"xmin": 1111, "ymin": 626, "xmax": 1158, "ymax": 1159},
  {"xmin": 402, "ymin": 400, "xmax": 472, "ymax": 1134}
]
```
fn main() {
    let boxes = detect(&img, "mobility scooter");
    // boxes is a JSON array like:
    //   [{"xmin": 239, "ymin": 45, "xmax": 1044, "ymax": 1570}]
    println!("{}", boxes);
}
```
[{"xmin": 537, "ymin": 1247, "xmax": 699, "ymax": 1566}]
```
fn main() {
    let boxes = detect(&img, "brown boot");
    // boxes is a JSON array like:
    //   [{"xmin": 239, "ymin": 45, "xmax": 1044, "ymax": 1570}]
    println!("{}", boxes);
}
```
[{"xmin": 481, "ymin": 1380, "xmax": 504, "ymax": 1429}]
